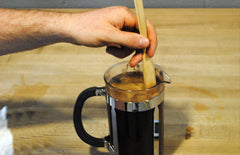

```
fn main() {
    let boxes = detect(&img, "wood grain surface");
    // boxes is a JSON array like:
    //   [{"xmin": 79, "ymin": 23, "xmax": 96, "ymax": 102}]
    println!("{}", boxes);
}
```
[{"xmin": 0, "ymin": 9, "xmax": 239, "ymax": 154}]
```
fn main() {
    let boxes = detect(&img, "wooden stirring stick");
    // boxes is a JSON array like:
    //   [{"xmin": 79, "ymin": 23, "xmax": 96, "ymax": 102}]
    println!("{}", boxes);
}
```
[{"xmin": 134, "ymin": 0, "xmax": 156, "ymax": 88}]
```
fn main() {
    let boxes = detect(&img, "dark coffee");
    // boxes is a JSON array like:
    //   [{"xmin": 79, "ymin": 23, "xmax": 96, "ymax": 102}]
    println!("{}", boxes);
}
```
[
  {"xmin": 107, "ymin": 104, "xmax": 154, "ymax": 155},
  {"xmin": 158, "ymin": 101, "xmax": 164, "ymax": 155},
  {"xmin": 116, "ymin": 108, "xmax": 154, "ymax": 155}
]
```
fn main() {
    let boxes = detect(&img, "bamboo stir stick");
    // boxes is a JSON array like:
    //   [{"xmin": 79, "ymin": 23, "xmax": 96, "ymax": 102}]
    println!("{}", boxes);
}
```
[{"xmin": 134, "ymin": 0, "xmax": 156, "ymax": 88}]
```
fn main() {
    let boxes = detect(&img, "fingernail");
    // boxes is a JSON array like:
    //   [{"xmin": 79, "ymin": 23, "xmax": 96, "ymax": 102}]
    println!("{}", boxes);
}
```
[{"xmin": 139, "ymin": 38, "xmax": 149, "ymax": 47}]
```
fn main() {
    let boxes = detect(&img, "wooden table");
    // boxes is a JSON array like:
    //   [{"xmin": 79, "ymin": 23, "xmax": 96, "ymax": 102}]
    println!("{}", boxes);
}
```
[{"xmin": 0, "ymin": 8, "xmax": 239, "ymax": 154}]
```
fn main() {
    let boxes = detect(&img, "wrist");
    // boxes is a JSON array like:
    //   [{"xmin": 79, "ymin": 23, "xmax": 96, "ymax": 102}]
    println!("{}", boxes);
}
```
[{"xmin": 40, "ymin": 11, "xmax": 74, "ymax": 44}]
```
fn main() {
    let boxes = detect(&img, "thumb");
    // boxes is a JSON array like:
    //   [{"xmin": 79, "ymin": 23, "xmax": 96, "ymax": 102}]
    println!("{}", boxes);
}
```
[{"xmin": 108, "ymin": 30, "xmax": 149, "ymax": 49}]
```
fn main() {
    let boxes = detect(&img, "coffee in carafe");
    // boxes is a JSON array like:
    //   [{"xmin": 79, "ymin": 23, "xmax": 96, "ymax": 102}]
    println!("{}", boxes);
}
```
[{"xmin": 73, "ymin": 61, "xmax": 171, "ymax": 155}]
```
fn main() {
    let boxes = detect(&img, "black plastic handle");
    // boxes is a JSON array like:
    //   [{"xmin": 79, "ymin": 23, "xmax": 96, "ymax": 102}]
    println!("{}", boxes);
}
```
[{"xmin": 73, "ymin": 87, "xmax": 105, "ymax": 147}]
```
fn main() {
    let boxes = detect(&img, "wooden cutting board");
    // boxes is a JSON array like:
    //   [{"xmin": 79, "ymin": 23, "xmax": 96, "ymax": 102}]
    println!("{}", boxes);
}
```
[{"xmin": 0, "ymin": 8, "xmax": 239, "ymax": 154}]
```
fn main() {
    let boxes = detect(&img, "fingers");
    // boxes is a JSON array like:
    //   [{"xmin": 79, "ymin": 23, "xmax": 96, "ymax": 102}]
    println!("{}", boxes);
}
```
[
  {"xmin": 106, "ymin": 19, "xmax": 157, "ymax": 59},
  {"xmin": 116, "ymin": 7, "xmax": 158, "ymax": 58},
  {"xmin": 146, "ymin": 20, "xmax": 158, "ymax": 57},
  {"xmin": 123, "ymin": 9, "xmax": 157, "ymax": 58},
  {"xmin": 103, "ymin": 6, "xmax": 158, "ymax": 67},
  {"xmin": 107, "ymin": 30, "xmax": 150, "ymax": 50},
  {"xmin": 106, "ymin": 45, "xmax": 143, "ymax": 68},
  {"xmin": 106, "ymin": 46, "xmax": 143, "ymax": 67},
  {"xmin": 106, "ymin": 46, "xmax": 134, "ymax": 58},
  {"xmin": 129, "ymin": 50, "xmax": 143, "ymax": 67}
]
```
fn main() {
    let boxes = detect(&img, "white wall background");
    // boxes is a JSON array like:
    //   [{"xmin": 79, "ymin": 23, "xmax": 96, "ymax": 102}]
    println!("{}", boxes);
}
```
[{"xmin": 0, "ymin": 0, "xmax": 239, "ymax": 8}]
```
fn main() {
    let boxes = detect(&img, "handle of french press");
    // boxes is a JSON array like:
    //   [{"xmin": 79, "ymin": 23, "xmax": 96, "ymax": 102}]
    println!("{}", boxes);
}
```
[{"xmin": 73, "ymin": 87, "xmax": 106, "ymax": 147}]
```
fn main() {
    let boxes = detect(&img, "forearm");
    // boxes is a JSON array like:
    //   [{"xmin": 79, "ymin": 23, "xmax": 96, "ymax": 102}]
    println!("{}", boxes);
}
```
[
  {"xmin": 0, "ymin": 7, "xmax": 157, "ymax": 67},
  {"xmin": 0, "ymin": 8, "xmax": 70, "ymax": 55}
]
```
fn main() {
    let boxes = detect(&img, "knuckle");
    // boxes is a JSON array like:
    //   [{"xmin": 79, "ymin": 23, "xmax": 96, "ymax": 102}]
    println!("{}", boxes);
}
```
[
  {"xmin": 118, "ymin": 6, "xmax": 129, "ymax": 11},
  {"xmin": 117, "ymin": 6, "xmax": 130, "ymax": 14}
]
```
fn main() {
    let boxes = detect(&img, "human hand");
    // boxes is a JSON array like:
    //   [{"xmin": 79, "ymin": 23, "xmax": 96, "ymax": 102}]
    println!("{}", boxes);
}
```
[{"xmin": 62, "ymin": 6, "xmax": 158, "ymax": 67}]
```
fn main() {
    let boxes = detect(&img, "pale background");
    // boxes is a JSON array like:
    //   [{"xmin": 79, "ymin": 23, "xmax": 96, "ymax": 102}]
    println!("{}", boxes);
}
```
[{"xmin": 0, "ymin": 0, "xmax": 239, "ymax": 8}]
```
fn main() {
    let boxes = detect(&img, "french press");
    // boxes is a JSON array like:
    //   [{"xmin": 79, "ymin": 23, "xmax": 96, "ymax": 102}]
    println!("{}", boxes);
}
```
[{"xmin": 73, "ymin": 61, "xmax": 170, "ymax": 155}]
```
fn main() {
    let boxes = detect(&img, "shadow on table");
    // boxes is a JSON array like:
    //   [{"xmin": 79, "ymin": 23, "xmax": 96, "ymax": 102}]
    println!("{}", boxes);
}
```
[
  {"xmin": 0, "ymin": 99, "xmax": 107, "ymax": 128},
  {"xmin": 89, "ymin": 147, "xmax": 110, "ymax": 155},
  {"xmin": 164, "ymin": 102, "xmax": 190, "ymax": 155},
  {"xmin": 0, "ymin": 100, "xmax": 72, "ymax": 127}
]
